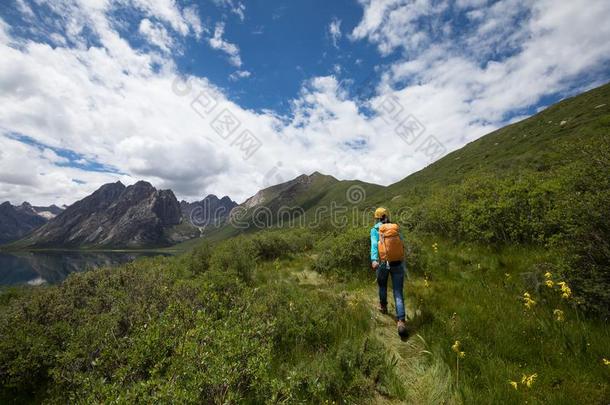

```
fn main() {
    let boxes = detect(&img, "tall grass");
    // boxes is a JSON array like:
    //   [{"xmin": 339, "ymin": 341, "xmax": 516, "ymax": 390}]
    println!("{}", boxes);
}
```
[
  {"xmin": 404, "ymin": 237, "xmax": 609, "ymax": 403},
  {"xmin": 311, "ymin": 229, "xmax": 609, "ymax": 403}
]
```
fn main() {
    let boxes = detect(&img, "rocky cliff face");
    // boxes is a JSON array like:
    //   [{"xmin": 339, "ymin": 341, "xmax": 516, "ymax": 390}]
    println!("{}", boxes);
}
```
[
  {"xmin": 180, "ymin": 194, "xmax": 237, "ymax": 227},
  {"xmin": 20, "ymin": 181, "xmax": 182, "ymax": 248},
  {"xmin": 0, "ymin": 202, "xmax": 48, "ymax": 244},
  {"xmin": 30, "ymin": 204, "xmax": 63, "ymax": 220}
]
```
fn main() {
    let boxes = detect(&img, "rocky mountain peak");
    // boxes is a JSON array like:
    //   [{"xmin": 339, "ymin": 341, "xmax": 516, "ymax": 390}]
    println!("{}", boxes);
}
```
[{"xmin": 18, "ymin": 180, "xmax": 182, "ymax": 248}]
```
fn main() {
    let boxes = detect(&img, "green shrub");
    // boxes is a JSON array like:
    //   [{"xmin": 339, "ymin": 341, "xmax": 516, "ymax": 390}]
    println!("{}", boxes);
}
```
[
  {"xmin": 208, "ymin": 236, "xmax": 257, "ymax": 281},
  {"xmin": 188, "ymin": 241, "xmax": 212, "ymax": 275},
  {"xmin": 385, "ymin": 135, "xmax": 610, "ymax": 316},
  {"xmin": 0, "ymin": 242, "xmax": 402, "ymax": 403},
  {"xmin": 404, "ymin": 236, "xmax": 426, "ymax": 275},
  {"xmin": 250, "ymin": 229, "xmax": 315, "ymax": 260},
  {"xmin": 312, "ymin": 227, "xmax": 370, "ymax": 278}
]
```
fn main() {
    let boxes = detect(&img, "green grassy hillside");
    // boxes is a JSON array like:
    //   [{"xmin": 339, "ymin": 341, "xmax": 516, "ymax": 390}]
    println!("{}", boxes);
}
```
[
  {"xmin": 203, "ymin": 172, "xmax": 385, "ymax": 241},
  {"xmin": 378, "ymin": 83, "xmax": 610, "ymax": 316},
  {"xmin": 388, "ymin": 82, "xmax": 610, "ymax": 193}
]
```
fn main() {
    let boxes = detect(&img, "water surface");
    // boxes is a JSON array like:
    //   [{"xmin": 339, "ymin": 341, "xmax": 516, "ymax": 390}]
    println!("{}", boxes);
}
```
[{"xmin": 0, "ymin": 251, "xmax": 170, "ymax": 286}]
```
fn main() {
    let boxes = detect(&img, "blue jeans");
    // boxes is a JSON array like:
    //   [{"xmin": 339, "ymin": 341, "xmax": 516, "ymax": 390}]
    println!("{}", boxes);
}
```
[{"xmin": 376, "ymin": 262, "xmax": 406, "ymax": 321}]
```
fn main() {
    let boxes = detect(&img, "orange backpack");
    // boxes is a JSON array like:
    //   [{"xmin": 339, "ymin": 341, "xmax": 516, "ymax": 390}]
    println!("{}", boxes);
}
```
[{"xmin": 378, "ymin": 223, "xmax": 404, "ymax": 263}]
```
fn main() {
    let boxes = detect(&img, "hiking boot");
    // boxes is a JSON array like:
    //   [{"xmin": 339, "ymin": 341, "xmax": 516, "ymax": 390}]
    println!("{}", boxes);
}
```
[
  {"xmin": 397, "ymin": 320, "xmax": 408, "ymax": 337},
  {"xmin": 378, "ymin": 303, "xmax": 388, "ymax": 314}
]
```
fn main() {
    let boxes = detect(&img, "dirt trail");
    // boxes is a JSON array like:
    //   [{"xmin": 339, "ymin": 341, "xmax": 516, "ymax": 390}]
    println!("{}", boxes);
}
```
[{"xmin": 293, "ymin": 265, "xmax": 457, "ymax": 404}]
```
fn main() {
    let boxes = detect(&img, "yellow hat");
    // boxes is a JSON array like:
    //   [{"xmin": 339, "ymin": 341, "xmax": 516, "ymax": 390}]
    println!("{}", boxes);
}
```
[{"xmin": 374, "ymin": 207, "xmax": 388, "ymax": 219}]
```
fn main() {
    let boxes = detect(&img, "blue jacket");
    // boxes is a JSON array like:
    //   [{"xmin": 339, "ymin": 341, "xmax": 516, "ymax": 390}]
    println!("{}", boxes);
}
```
[{"xmin": 370, "ymin": 221, "xmax": 404, "ymax": 262}]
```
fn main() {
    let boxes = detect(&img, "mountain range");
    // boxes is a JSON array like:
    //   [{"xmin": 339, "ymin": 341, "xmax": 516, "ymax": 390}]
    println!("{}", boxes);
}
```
[
  {"xmin": 2, "ymin": 81, "xmax": 608, "ymax": 249},
  {"xmin": 180, "ymin": 195, "xmax": 237, "ymax": 228},
  {"xmin": 5, "ymin": 181, "xmax": 236, "ymax": 249},
  {"xmin": 0, "ymin": 202, "xmax": 64, "ymax": 245}
]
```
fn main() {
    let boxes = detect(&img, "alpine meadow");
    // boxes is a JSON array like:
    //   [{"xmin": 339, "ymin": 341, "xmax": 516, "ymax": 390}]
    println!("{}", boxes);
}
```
[{"xmin": 1, "ymin": 1, "xmax": 609, "ymax": 404}]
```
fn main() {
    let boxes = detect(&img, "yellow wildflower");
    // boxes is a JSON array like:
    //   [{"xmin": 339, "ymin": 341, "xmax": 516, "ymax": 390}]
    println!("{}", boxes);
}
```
[
  {"xmin": 432, "ymin": 242, "xmax": 439, "ymax": 253},
  {"xmin": 424, "ymin": 278, "xmax": 430, "ymax": 288},
  {"xmin": 545, "ymin": 280, "xmax": 554, "ymax": 288},
  {"xmin": 451, "ymin": 340, "xmax": 461, "ymax": 353},
  {"xmin": 522, "ymin": 292, "xmax": 536, "ymax": 309},
  {"xmin": 508, "ymin": 380, "xmax": 518, "ymax": 390},
  {"xmin": 603, "ymin": 358, "xmax": 610, "ymax": 366},
  {"xmin": 558, "ymin": 281, "xmax": 572, "ymax": 299},
  {"xmin": 544, "ymin": 271, "xmax": 552, "ymax": 279},
  {"xmin": 521, "ymin": 373, "xmax": 537, "ymax": 388},
  {"xmin": 458, "ymin": 351, "xmax": 466, "ymax": 358},
  {"xmin": 553, "ymin": 309, "xmax": 564, "ymax": 322}
]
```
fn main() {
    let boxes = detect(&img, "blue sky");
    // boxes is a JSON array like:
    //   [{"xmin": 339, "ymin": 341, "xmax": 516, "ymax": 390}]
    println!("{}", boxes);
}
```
[
  {"xmin": 0, "ymin": 0, "xmax": 609, "ymax": 205},
  {"xmin": 174, "ymin": 0, "xmax": 382, "ymax": 113}
]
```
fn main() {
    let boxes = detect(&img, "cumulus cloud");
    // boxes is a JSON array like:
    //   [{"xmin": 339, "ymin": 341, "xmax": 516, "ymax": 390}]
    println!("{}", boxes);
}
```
[
  {"xmin": 0, "ymin": 0, "xmax": 609, "ymax": 209},
  {"xmin": 354, "ymin": 0, "xmax": 610, "ymax": 138},
  {"xmin": 182, "ymin": 5, "xmax": 205, "ymax": 38},
  {"xmin": 0, "ymin": 135, "xmax": 134, "ymax": 205},
  {"xmin": 208, "ymin": 22, "xmax": 242, "ymax": 67}
]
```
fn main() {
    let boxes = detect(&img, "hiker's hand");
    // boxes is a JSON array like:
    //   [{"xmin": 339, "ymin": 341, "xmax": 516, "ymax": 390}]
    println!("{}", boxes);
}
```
[{"xmin": 371, "ymin": 261, "xmax": 379, "ymax": 270}]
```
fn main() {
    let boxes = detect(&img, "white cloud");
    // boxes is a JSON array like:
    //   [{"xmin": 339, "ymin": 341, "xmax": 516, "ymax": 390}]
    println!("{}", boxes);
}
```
[
  {"xmin": 139, "ymin": 18, "xmax": 173, "ymax": 53},
  {"xmin": 212, "ymin": 0, "xmax": 246, "ymax": 21},
  {"xmin": 129, "ymin": 0, "xmax": 198, "ymax": 36},
  {"xmin": 328, "ymin": 18, "xmax": 342, "ymax": 48},
  {"xmin": 354, "ymin": 0, "xmax": 610, "ymax": 138},
  {"xmin": 229, "ymin": 70, "xmax": 251, "ymax": 81},
  {"xmin": 182, "ymin": 5, "xmax": 205, "ymax": 39},
  {"xmin": 351, "ymin": 0, "xmax": 448, "ymax": 56},
  {"xmin": 0, "ymin": 0, "xmax": 609, "ymax": 209},
  {"xmin": 0, "ymin": 18, "xmax": 9, "ymax": 44},
  {"xmin": 15, "ymin": 0, "xmax": 35, "ymax": 19},
  {"xmin": 208, "ymin": 22, "xmax": 243, "ymax": 67},
  {"xmin": 0, "ymin": 135, "xmax": 134, "ymax": 205}
]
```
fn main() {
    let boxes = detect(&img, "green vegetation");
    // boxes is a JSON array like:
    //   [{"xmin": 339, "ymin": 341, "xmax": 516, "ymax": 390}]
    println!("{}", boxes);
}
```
[
  {"xmin": 2, "ymin": 228, "xmax": 608, "ymax": 403},
  {"xmin": 377, "ymin": 83, "xmax": 610, "ymax": 317},
  {"xmin": 0, "ymin": 230, "xmax": 404, "ymax": 403},
  {"xmin": 316, "ymin": 230, "xmax": 610, "ymax": 403},
  {"xmin": 1, "ymin": 84, "xmax": 609, "ymax": 403}
]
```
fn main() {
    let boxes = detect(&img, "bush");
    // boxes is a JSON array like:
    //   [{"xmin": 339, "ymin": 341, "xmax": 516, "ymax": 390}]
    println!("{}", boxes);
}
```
[
  {"xmin": 188, "ymin": 241, "xmax": 212, "ymax": 275},
  {"xmin": 250, "ymin": 229, "xmax": 314, "ymax": 260},
  {"xmin": 404, "ymin": 236, "xmax": 426, "ymax": 275},
  {"xmin": 312, "ymin": 227, "xmax": 370, "ymax": 278},
  {"xmin": 387, "ymin": 136, "xmax": 610, "ymax": 316},
  {"xmin": 0, "ymin": 240, "xmax": 402, "ymax": 403},
  {"xmin": 208, "ymin": 236, "xmax": 257, "ymax": 281}
]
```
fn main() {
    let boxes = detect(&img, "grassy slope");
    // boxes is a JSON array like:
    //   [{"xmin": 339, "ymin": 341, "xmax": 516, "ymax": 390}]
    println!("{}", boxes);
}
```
[
  {"xmin": 387, "ymin": 82, "xmax": 610, "ymax": 197},
  {"xmin": 202, "ymin": 173, "xmax": 385, "ymax": 241},
  {"xmin": 309, "ymin": 226, "xmax": 610, "ymax": 403}
]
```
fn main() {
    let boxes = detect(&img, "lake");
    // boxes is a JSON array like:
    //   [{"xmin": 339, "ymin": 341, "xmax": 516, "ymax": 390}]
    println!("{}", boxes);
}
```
[{"xmin": 0, "ymin": 251, "xmax": 171, "ymax": 286}]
